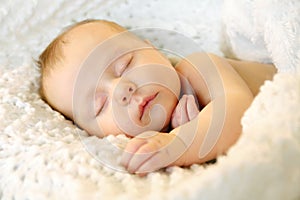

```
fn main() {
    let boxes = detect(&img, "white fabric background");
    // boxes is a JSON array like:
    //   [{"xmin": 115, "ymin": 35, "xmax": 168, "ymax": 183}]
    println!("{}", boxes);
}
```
[{"xmin": 0, "ymin": 0, "xmax": 299, "ymax": 199}]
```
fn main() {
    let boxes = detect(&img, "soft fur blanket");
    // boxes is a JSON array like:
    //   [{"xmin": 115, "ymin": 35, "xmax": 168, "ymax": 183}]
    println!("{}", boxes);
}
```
[{"xmin": 0, "ymin": 0, "xmax": 299, "ymax": 199}]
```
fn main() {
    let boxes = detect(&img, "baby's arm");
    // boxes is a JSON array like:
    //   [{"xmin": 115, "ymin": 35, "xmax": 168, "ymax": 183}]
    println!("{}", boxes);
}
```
[
  {"xmin": 171, "ymin": 94, "xmax": 200, "ymax": 129},
  {"xmin": 168, "ymin": 53, "xmax": 253, "ymax": 165},
  {"xmin": 121, "ymin": 53, "xmax": 253, "ymax": 174}
]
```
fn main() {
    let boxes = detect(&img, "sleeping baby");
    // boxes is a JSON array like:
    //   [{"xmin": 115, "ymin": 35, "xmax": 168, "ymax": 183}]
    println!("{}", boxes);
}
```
[{"xmin": 37, "ymin": 19, "xmax": 277, "ymax": 175}]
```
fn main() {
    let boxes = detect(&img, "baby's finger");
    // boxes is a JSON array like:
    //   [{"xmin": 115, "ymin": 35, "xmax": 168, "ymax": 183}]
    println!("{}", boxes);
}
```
[
  {"xmin": 177, "ymin": 95, "xmax": 189, "ymax": 125},
  {"xmin": 136, "ymin": 135, "xmax": 186, "ymax": 173},
  {"xmin": 171, "ymin": 105, "xmax": 181, "ymax": 128},
  {"xmin": 186, "ymin": 95, "xmax": 200, "ymax": 121},
  {"xmin": 136, "ymin": 151, "xmax": 166, "ymax": 174},
  {"xmin": 171, "ymin": 97, "xmax": 183, "ymax": 128},
  {"xmin": 120, "ymin": 138, "xmax": 147, "ymax": 169},
  {"xmin": 126, "ymin": 142, "xmax": 159, "ymax": 173}
]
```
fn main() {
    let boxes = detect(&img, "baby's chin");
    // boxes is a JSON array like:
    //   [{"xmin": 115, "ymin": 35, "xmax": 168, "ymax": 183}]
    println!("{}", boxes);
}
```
[
  {"xmin": 107, "ymin": 102, "xmax": 174, "ymax": 137},
  {"xmin": 122, "ymin": 124, "xmax": 171, "ymax": 138},
  {"xmin": 121, "ymin": 119, "xmax": 172, "ymax": 137}
]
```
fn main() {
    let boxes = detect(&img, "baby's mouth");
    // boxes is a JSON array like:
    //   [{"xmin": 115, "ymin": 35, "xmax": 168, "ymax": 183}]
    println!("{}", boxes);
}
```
[{"xmin": 139, "ymin": 93, "xmax": 158, "ymax": 120}]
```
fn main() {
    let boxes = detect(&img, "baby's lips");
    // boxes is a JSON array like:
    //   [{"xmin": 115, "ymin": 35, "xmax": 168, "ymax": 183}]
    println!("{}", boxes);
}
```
[{"xmin": 138, "ymin": 93, "xmax": 158, "ymax": 120}]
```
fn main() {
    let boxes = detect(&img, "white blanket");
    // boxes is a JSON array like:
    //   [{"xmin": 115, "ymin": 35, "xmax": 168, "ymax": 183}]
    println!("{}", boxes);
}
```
[{"xmin": 0, "ymin": 0, "xmax": 299, "ymax": 199}]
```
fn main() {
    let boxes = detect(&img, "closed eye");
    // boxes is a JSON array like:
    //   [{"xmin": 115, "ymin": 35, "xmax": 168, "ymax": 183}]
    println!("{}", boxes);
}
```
[
  {"xmin": 114, "ymin": 54, "xmax": 133, "ymax": 76},
  {"xmin": 94, "ymin": 94, "xmax": 107, "ymax": 117}
]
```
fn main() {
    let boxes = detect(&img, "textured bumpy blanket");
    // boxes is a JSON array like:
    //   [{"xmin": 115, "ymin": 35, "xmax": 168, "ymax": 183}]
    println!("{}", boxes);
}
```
[{"xmin": 0, "ymin": 0, "xmax": 299, "ymax": 199}]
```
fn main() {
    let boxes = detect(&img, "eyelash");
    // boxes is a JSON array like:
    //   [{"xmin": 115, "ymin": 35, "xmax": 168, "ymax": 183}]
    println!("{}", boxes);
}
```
[
  {"xmin": 95, "ymin": 55, "xmax": 133, "ymax": 116},
  {"xmin": 95, "ymin": 94, "xmax": 107, "ymax": 117},
  {"xmin": 115, "ymin": 55, "xmax": 133, "ymax": 76}
]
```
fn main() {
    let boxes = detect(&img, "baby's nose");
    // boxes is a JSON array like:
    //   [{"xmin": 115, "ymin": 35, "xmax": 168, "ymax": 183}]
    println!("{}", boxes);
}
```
[{"xmin": 114, "ymin": 81, "xmax": 137, "ymax": 106}]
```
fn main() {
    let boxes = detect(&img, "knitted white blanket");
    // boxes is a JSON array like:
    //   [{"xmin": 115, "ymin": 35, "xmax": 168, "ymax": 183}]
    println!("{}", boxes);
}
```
[{"xmin": 0, "ymin": 0, "xmax": 299, "ymax": 199}]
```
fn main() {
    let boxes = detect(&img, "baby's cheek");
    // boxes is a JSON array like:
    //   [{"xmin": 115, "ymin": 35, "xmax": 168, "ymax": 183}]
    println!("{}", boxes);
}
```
[{"xmin": 96, "ymin": 115, "xmax": 123, "ymax": 137}]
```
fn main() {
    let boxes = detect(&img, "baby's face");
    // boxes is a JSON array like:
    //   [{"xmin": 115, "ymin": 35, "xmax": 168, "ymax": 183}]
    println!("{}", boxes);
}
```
[{"xmin": 45, "ymin": 22, "xmax": 181, "ymax": 137}]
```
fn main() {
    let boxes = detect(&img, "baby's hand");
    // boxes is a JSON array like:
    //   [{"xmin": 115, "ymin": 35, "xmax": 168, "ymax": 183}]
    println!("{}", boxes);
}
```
[
  {"xmin": 171, "ymin": 95, "xmax": 200, "ymax": 128},
  {"xmin": 120, "ymin": 131, "xmax": 186, "ymax": 175}
]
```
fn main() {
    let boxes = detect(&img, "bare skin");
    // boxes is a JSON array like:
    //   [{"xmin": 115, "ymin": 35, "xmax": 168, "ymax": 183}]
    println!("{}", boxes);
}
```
[
  {"xmin": 42, "ymin": 21, "xmax": 277, "ymax": 175},
  {"xmin": 170, "ymin": 57, "xmax": 277, "ymax": 128},
  {"xmin": 121, "ymin": 53, "xmax": 277, "ymax": 174},
  {"xmin": 226, "ymin": 58, "xmax": 277, "ymax": 96}
]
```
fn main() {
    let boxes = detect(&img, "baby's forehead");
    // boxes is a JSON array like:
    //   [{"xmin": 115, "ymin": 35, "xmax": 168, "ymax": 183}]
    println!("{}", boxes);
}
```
[
  {"xmin": 66, "ymin": 21, "xmax": 124, "ymax": 42},
  {"xmin": 63, "ymin": 24, "xmax": 146, "ymax": 63},
  {"xmin": 61, "ymin": 22, "xmax": 129, "ymax": 61}
]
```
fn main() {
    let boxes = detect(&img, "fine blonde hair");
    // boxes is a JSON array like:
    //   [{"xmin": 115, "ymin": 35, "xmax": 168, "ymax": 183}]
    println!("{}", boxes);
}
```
[{"xmin": 36, "ymin": 19, "xmax": 124, "ymax": 102}]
